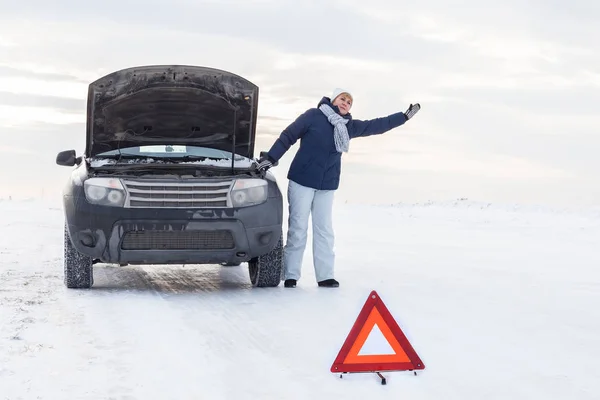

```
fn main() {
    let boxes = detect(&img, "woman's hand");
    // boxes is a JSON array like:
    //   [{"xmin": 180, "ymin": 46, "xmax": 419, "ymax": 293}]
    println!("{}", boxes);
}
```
[
  {"xmin": 404, "ymin": 103, "xmax": 421, "ymax": 120},
  {"xmin": 256, "ymin": 155, "xmax": 274, "ymax": 172}
]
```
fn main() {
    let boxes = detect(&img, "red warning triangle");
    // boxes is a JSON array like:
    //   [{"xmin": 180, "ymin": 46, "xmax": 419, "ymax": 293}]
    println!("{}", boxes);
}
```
[{"xmin": 331, "ymin": 290, "xmax": 425, "ymax": 373}]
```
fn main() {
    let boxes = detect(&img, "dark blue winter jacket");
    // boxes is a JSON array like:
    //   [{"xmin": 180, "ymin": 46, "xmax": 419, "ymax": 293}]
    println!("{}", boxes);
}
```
[{"xmin": 266, "ymin": 97, "xmax": 408, "ymax": 190}]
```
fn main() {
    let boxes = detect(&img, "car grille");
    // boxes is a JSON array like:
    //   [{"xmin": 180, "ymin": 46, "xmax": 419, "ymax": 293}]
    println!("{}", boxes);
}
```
[
  {"xmin": 121, "ymin": 230, "xmax": 235, "ymax": 250},
  {"xmin": 122, "ymin": 179, "xmax": 233, "ymax": 208}
]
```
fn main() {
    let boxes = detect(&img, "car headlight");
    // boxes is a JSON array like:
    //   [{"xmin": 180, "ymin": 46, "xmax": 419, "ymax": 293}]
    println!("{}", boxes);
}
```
[
  {"xmin": 84, "ymin": 178, "xmax": 126, "ymax": 207},
  {"xmin": 230, "ymin": 179, "xmax": 268, "ymax": 207}
]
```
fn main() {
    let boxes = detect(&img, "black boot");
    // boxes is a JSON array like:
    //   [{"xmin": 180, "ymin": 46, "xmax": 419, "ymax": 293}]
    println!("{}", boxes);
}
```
[
  {"xmin": 318, "ymin": 279, "xmax": 339, "ymax": 288},
  {"xmin": 284, "ymin": 279, "xmax": 296, "ymax": 288}
]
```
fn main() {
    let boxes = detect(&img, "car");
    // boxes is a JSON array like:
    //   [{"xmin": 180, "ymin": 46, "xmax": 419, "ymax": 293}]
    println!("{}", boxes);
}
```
[{"xmin": 56, "ymin": 65, "xmax": 284, "ymax": 288}]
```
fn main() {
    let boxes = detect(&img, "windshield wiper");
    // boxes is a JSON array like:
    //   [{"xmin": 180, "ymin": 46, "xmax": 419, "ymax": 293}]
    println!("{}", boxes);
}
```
[
  {"xmin": 173, "ymin": 155, "xmax": 237, "ymax": 163},
  {"xmin": 96, "ymin": 153, "xmax": 157, "ymax": 161},
  {"xmin": 92, "ymin": 153, "xmax": 241, "ymax": 168},
  {"xmin": 175, "ymin": 155, "xmax": 210, "ymax": 162}
]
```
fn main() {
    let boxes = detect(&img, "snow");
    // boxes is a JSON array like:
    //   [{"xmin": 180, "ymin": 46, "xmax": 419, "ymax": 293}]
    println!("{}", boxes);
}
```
[
  {"xmin": 358, "ymin": 324, "xmax": 395, "ymax": 356},
  {"xmin": 88, "ymin": 157, "xmax": 256, "ymax": 169},
  {"xmin": 1, "ymin": 197, "xmax": 599, "ymax": 399}
]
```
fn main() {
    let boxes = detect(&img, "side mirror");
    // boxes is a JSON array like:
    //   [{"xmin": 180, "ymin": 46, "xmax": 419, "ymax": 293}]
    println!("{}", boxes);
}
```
[
  {"xmin": 259, "ymin": 151, "xmax": 278, "ymax": 166},
  {"xmin": 56, "ymin": 150, "xmax": 78, "ymax": 166}
]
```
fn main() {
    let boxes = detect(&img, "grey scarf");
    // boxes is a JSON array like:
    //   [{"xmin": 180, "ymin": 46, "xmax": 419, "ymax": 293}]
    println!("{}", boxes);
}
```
[{"xmin": 319, "ymin": 103, "xmax": 349, "ymax": 153}]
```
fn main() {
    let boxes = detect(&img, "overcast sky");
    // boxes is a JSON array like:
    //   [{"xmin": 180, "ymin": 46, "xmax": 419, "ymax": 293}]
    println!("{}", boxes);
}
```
[{"xmin": 1, "ymin": 0, "xmax": 598, "ymax": 207}]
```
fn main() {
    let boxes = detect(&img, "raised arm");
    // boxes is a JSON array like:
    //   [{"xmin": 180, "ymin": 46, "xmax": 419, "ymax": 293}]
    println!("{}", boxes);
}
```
[{"xmin": 350, "ymin": 103, "xmax": 420, "ymax": 139}]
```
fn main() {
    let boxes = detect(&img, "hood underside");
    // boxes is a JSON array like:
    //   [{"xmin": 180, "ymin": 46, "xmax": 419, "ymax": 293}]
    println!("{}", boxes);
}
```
[{"xmin": 85, "ymin": 65, "xmax": 259, "ymax": 159}]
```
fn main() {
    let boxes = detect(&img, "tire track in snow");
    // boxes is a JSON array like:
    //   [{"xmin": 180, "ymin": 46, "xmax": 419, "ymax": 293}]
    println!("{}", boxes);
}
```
[
  {"xmin": 86, "ymin": 264, "xmax": 255, "ymax": 398},
  {"xmin": 133, "ymin": 265, "xmax": 312, "ymax": 396},
  {"xmin": 91, "ymin": 263, "xmax": 309, "ymax": 398},
  {"xmin": 131, "ymin": 265, "xmax": 278, "ymax": 352}
]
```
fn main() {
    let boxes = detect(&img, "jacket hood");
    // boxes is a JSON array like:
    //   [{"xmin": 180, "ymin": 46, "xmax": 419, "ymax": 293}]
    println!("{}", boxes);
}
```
[
  {"xmin": 317, "ymin": 96, "xmax": 353, "ymax": 120},
  {"xmin": 85, "ymin": 65, "xmax": 259, "ymax": 159}
]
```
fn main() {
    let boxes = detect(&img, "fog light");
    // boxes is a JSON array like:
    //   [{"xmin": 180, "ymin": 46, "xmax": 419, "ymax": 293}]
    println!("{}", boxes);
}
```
[
  {"xmin": 80, "ymin": 232, "xmax": 95, "ymax": 247},
  {"xmin": 258, "ymin": 232, "xmax": 272, "ymax": 245}
]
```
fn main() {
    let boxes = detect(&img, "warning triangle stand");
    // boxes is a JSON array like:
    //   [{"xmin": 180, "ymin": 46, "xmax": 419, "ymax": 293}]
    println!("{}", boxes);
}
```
[{"xmin": 331, "ymin": 290, "xmax": 425, "ymax": 384}]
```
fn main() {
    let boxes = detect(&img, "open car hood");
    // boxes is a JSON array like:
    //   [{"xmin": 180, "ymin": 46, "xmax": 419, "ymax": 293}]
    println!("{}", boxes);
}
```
[{"xmin": 85, "ymin": 65, "xmax": 259, "ymax": 159}]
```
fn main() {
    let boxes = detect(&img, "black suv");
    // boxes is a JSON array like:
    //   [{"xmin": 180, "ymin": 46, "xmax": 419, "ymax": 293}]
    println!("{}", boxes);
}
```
[{"xmin": 56, "ymin": 65, "xmax": 283, "ymax": 288}]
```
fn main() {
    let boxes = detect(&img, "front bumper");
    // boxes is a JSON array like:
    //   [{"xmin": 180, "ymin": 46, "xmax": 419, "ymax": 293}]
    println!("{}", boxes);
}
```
[{"xmin": 63, "ymin": 194, "xmax": 283, "ymax": 265}]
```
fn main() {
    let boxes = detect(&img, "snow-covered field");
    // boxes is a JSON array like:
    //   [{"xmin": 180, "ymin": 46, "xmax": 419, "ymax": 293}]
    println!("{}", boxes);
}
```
[{"xmin": 1, "ymin": 197, "xmax": 599, "ymax": 399}]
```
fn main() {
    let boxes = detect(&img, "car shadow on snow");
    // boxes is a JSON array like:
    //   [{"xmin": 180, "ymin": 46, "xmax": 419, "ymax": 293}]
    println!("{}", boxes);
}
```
[{"xmin": 88, "ymin": 263, "xmax": 259, "ymax": 294}]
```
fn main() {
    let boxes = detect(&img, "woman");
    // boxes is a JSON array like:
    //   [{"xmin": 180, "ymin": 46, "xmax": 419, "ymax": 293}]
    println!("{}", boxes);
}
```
[{"xmin": 257, "ymin": 88, "xmax": 421, "ymax": 288}]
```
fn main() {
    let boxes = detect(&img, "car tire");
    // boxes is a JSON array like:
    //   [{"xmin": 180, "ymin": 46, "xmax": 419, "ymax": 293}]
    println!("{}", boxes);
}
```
[
  {"xmin": 63, "ymin": 224, "xmax": 94, "ymax": 289},
  {"xmin": 248, "ymin": 230, "xmax": 283, "ymax": 287}
]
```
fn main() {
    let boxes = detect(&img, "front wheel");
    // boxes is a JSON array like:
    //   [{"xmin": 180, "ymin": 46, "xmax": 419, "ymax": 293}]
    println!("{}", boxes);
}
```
[
  {"xmin": 63, "ymin": 224, "xmax": 94, "ymax": 289},
  {"xmin": 248, "ymin": 231, "xmax": 283, "ymax": 287}
]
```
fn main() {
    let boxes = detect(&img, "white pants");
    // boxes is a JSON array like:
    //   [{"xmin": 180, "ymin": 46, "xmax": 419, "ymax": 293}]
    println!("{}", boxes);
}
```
[{"xmin": 283, "ymin": 180, "xmax": 336, "ymax": 282}]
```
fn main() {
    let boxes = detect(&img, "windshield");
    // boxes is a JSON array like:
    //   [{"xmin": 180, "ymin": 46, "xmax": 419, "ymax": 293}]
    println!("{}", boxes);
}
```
[{"xmin": 95, "ymin": 145, "xmax": 247, "ymax": 160}]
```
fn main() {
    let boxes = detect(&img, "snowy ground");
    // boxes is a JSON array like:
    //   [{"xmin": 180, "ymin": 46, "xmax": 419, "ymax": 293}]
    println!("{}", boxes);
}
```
[{"xmin": 1, "ymin": 197, "xmax": 599, "ymax": 399}]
